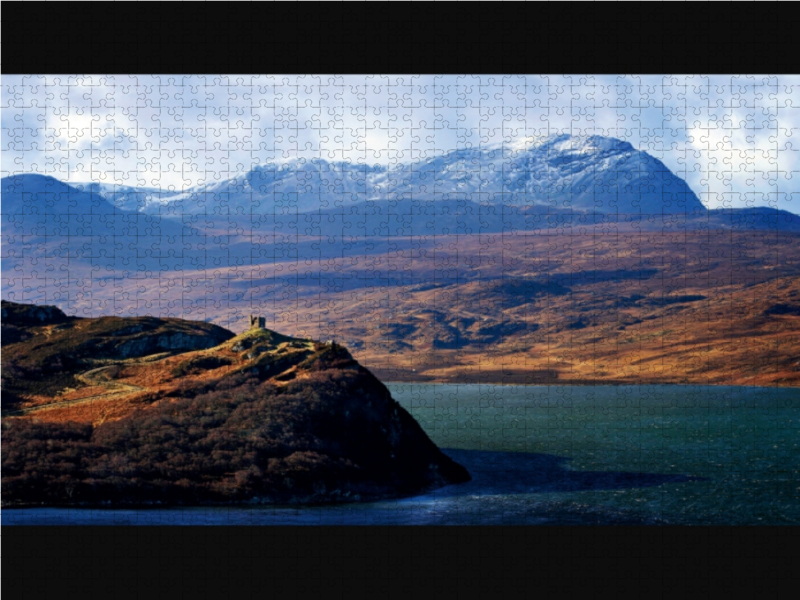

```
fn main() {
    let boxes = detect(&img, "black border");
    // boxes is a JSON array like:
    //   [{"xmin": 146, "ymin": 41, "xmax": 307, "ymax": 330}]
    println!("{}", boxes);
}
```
[
  {"xmin": 3, "ymin": 526, "xmax": 799, "ymax": 597},
  {"xmin": 3, "ymin": 2, "xmax": 799, "ymax": 597},
  {"xmin": 1, "ymin": 2, "xmax": 796, "ymax": 75}
]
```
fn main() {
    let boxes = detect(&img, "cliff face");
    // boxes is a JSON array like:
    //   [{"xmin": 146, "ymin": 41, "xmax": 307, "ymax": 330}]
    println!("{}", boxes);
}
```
[{"xmin": 0, "ymin": 304, "xmax": 470, "ymax": 506}]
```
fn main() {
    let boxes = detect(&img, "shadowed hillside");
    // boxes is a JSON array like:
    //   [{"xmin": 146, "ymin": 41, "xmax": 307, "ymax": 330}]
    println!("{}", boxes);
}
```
[{"xmin": 1, "ymin": 303, "xmax": 470, "ymax": 507}]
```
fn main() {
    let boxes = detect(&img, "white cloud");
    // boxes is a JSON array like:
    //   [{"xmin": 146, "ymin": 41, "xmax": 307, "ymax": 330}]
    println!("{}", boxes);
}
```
[{"xmin": 2, "ymin": 75, "xmax": 800, "ymax": 212}]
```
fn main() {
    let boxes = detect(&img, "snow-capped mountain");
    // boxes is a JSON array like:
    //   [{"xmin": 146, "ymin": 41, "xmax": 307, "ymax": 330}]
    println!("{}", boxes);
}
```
[
  {"xmin": 378, "ymin": 134, "xmax": 706, "ymax": 215},
  {"xmin": 77, "ymin": 135, "xmax": 707, "ymax": 217},
  {"xmin": 4, "ymin": 136, "xmax": 795, "ymax": 242},
  {"xmin": 126, "ymin": 160, "xmax": 387, "ymax": 215}
]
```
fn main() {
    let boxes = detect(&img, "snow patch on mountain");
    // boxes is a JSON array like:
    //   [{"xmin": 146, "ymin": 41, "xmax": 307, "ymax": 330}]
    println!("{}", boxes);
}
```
[{"xmin": 4, "ymin": 135, "xmax": 707, "ymax": 216}]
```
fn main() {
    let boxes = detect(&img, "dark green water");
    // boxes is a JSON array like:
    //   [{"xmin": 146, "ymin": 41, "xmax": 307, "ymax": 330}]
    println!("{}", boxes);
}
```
[
  {"xmin": 389, "ymin": 383, "xmax": 800, "ymax": 525},
  {"xmin": 3, "ymin": 385, "xmax": 798, "ymax": 525}
]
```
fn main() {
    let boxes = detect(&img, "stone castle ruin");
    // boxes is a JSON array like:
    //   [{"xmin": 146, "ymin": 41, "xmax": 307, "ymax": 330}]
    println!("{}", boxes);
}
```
[{"xmin": 249, "ymin": 315, "xmax": 266, "ymax": 329}]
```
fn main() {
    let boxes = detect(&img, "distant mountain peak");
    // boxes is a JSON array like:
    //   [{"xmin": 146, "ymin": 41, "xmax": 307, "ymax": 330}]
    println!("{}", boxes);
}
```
[
  {"xmin": 532, "ymin": 133, "xmax": 635, "ymax": 155},
  {"xmin": 2, "ymin": 136, "xmax": 704, "ymax": 215}
]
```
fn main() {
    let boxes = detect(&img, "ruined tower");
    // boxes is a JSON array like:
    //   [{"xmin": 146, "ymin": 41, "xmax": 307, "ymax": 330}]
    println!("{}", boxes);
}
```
[{"xmin": 249, "ymin": 314, "xmax": 266, "ymax": 329}]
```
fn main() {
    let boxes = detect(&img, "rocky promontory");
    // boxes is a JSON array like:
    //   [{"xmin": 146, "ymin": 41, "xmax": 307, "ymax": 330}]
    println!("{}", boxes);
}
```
[{"xmin": 1, "ymin": 302, "xmax": 470, "ymax": 507}]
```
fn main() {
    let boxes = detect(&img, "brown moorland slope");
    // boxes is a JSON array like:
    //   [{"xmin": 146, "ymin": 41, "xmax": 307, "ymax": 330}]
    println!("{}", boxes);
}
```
[
  {"xmin": 179, "ymin": 227, "xmax": 800, "ymax": 387},
  {"xmin": 4, "ymin": 226, "xmax": 800, "ymax": 387},
  {"xmin": 0, "ymin": 302, "xmax": 470, "ymax": 507}
]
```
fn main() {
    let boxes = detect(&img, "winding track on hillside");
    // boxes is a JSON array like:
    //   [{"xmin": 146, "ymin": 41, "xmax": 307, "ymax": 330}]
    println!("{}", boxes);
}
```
[
  {"xmin": 5, "ymin": 364, "xmax": 148, "ymax": 416},
  {"xmin": 4, "ymin": 334, "xmax": 309, "ymax": 417}
]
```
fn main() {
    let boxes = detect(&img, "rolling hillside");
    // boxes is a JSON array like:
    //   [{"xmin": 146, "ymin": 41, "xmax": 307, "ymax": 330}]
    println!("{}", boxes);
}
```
[{"xmin": 3, "ymin": 135, "xmax": 800, "ymax": 386}]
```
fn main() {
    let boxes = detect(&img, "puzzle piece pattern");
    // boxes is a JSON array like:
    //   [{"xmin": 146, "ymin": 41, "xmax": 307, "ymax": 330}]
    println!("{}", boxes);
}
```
[{"xmin": 3, "ymin": 75, "xmax": 800, "ymax": 524}]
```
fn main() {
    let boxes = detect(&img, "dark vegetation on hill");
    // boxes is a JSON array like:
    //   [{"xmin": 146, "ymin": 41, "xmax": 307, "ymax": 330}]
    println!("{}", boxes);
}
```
[
  {"xmin": 2, "ymin": 368, "xmax": 468, "ymax": 506},
  {"xmin": 0, "ymin": 302, "xmax": 470, "ymax": 507}
]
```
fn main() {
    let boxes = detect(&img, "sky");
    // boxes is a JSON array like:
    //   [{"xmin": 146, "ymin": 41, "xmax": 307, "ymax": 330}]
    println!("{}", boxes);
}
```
[{"xmin": 2, "ymin": 74, "xmax": 799, "ymax": 211}]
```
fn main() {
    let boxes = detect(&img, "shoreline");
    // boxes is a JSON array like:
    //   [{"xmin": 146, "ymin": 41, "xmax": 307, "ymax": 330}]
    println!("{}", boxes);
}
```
[
  {"xmin": 0, "ymin": 484, "xmax": 448, "ymax": 511},
  {"xmin": 374, "ymin": 374, "xmax": 800, "ymax": 389}
]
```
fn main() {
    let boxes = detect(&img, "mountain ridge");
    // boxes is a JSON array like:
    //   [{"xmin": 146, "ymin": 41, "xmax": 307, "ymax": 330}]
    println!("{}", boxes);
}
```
[
  {"xmin": 4, "ymin": 135, "xmax": 797, "ymax": 225},
  {"xmin": 92, "ymin": 133, "xmax": 705, "ymax": 216}
]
